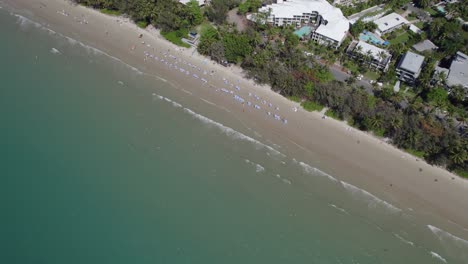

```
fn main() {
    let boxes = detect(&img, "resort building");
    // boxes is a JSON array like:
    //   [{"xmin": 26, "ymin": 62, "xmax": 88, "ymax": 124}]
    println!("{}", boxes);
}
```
[
  {"xmin": 396, "ymin": 51, "xmax": 425, "ymax": 85},
  {"xmin": 346, "ymin": 40, "xmax": 392, "ymax": 71},
  {"xmin": 446, "ymin": 51, "xmax": 468, "ymax": 88},
  {"xmin": 373, "ymin": 13, "xmax": 409, "ymax": 36},
  {"xmin": 247, "ymin": 0, "xmax": 350, "ymax": 49}
]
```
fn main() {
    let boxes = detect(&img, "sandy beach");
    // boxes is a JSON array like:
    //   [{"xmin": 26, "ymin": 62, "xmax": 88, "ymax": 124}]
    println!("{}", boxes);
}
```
[{"xmin": 3, "ymin": 0, "xmax": 468, "ymax": 238}]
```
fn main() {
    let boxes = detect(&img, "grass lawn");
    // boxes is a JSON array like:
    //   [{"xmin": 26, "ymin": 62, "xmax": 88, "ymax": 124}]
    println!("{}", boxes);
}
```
[
  {"xmin": 407, "ymin": 13, "xmax": 417, "ymax": 20},
  {"xmin": 325, "ymin": 109, "xmax": 341, "ymax": 120},
  {"xmin": 394, "ymin": 8, "xmax": 405, "ymax": 15},
  {"xmin": 455, "ymin": 170, "xmax": 468, "ymax": 179},
  {"xmin": 389, "ymin": 32, "xmax": 410, "ymax": 45},
  {"xmin": 100, "ymin": 9, "xmax": 122, "ymax": 16},
  {"xmin": 288, "ymin": 95, "xmax": 301, "ymax": 103},
  {"xmin": 405, "ymin": 148, "xmax": 425, "ymax": 159},
  {"xmin": 301, "ymin": 101, "xmax": 323, "ymax": 112},
  {"xmin": 136, "ymin": 21, "xmax": 149, "ymax": 29},
  {"xmin": 364, "ymin": 70, "xmax": 380, "ymax": 80},
  {"xmin": 161, "ymin": 29, "xmax": 191, "ymax": 48},
  {"xmin": 414, "ymin": 21, "xmax": 424, "ymax": 28},
  {"xmin": 424, "ymin": 7, "xmax": 438, "ymax": 16},
  {"xmin": 343, "ymin": 61, "xmax": 359, "ymax": 73}
]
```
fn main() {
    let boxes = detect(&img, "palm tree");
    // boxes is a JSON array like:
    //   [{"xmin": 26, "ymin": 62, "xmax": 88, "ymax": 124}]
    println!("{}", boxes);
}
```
[
  {"xmin": 365, "ymin": 50, "xmax": 373, "ymax": 68},
  {"xmin": 377, "ymin": 51, "xmax": 386, "ymax": 63},
  {"xmin": 369, "ymin": 114, "xmax": 384, "ymax": 130},
  {"xmin": 389, "ymin": 115, "xmax": 403, "ymax": 132},
  {"xmin": 449, "ymin": 143, "xmax": 467, "ymax": 165}
]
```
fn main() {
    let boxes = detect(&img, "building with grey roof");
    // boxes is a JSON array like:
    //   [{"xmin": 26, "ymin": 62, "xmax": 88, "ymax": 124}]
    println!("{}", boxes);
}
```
[
  {"xmin": 446, "ymin": 52, "xmax": 468, "ymax": 88},
  {"xmin": 396, "ymin": 51, "xmax": 425, "ymax": 84}
]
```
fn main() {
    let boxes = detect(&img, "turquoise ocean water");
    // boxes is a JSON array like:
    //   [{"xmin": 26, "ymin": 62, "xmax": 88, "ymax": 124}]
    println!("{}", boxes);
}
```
[{"xmin": 1, "ymin": 8, "xmax": 467, "ymax": 263}]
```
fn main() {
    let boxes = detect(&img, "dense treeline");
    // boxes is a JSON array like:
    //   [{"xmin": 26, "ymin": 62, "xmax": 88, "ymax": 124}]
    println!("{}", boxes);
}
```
[
  {"xmin": 72, "ymin": 0, "xmax": 467, "ymax": 176},
  {"xmin": 73, "ymin": 0, "xmax": 203, "ymax": 31}
]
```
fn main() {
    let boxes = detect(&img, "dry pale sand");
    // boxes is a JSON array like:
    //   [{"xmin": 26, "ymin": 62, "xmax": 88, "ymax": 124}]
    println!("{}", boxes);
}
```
[{"xmin": 3, "ymin": 0, "xmax": 468, "ymax": 237}]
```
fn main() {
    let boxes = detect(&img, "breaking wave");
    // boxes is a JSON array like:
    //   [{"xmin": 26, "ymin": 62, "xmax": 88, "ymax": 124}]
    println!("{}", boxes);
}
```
[
  {"xmin": 182, "ymin": 108, "xmax": 284, "ymax": 157},
  {"xmin": 429, "ymin": 251, "xmax": 447, "ymax": 263},
  {"xmin": 13, "ymin": 13, "xmax": 143, "ymax": 75},
  {"xmin": 50, "ymin": 48, "xmax": 61, "ymax": 54},
  {"xmin": 244, "ymin": 159, "xmax": 265, "ymax": 173},
  {"xmin": 329, "ymin": 204, "xmax": 349, "ymax": 215},
  {"xmin": 299, "ymin": 161, "xmax": 338, "ymax": 182},
  {"xmin": 428, "ymin": 225, "xmax": 468, "ymax": 248},
  {"xmin": 393, "ymin": 233, "xmax": 414, "ymax": 246},
  {"xmin": 151, "ymin": 91, "xmax": 285, "ymax": 158},
  {"xmin": 340, "ymin": 181, "xmax": 402, "ymax": 213}
]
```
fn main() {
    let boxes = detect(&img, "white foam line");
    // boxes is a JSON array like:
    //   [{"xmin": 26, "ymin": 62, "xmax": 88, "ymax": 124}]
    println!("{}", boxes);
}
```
[
  {"xmin": 245, "ymin": 159, "xmax": 266, "ymax": 173},
  {"xmin": 50, "ymin": 47, "xmax": 61, "ymax": 54},
  {"xmin": 329, "ymin": 204, "xmax": 349, "ymax": 215},
  {"xmin": 255, "ymin": 164, "xmax": 265, "ymax": 173},
  {"xmin": 181, "ymin": 89, "xmax": 193, "ymax": 95},
  {"xmin": 430, "ymin": 251, "xmax": 447, "ymax": 263},
  {"xmin": 183, "ymin": 108, "xmax": 284, "ymax": 157},
  {"xmin": 201, "ymin": 98, "xmax": 217, "ymax": 107},
  {"xmin": 428, "ymin": 225, "xmax": 468, "ymax": 247},
  {"xmin": 393, "ymin": 233, "xmax": 414, "ymax": 246},
  {"xmin": 12, "ymin": 13, "xmax": 144, "ymax": 76},
  {"xmin": 341, "ymin": 181, "xmax": 402, "ymax": 213},
  {"xmin": 299, "ymin": 161, "xmax": 339, "ymax": 182}
]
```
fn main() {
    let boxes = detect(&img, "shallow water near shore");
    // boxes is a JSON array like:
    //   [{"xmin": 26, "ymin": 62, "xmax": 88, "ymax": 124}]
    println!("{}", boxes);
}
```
[{"xmin": 1, "ymin": 8, "xmax": 467, "ymax": 264}]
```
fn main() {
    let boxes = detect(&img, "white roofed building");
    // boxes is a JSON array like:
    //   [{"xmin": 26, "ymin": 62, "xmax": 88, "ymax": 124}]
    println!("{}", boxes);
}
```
[
  {"xmin": 373, "ymin": 13, "xmax": 409, "ymax": 36},
  {"xmin": 346, "ymin": 40, "xmax": 392, "ymax": 71},
  {"xmin": 247, "ymin": 0, "xmax": 350, "ymax": 49}
]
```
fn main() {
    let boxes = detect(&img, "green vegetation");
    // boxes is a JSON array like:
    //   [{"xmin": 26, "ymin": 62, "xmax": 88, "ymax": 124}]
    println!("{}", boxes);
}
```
[
  {"xmin": 455, "ymin": 170, "xmax": 468, "ymax": 179},
  {"xmin": 238, "ymin": 0, "xmax": 262, "ymax": 15},
  {"xmin": 405, "ymin": 148, "xmax": 426, "ymax": 159},
  {"xmin": 161, "ymin": 29, "xmax": 191, "ymax": 48},
  {"xmin": 406, "ymin": 12, "xmax": 417, "ymax": 20},
  {"xmin": 388, "ymin": 31, "xmax": 410, "ymax": 45},
  {"xmin": 424, "ymin": 7, "xmax": 438, "ymax": 16},
  {"xmin": 100, "ymin": 8, "xmax": 121, "ymax": 16},
  {"xmin": 325, "ymin": 109, "xmax": 341, "ymax": 120},
  {"xmin": 364, "ymin": 70, "xmax": 380, "ymax": 80},
  {"xmin": 350, "ymin": 20, "xmax": 377, "ymax": 38},
  {"xmin": 136, "ymin": 20, "xmax": 148, "ymax": 29},
  {"xmin": 301, "ymin": 101, "xmax": 324, "ymax": 112},
  {"xmin": 414, "ymin": 21, "xmax": 424, "ymax": 29},
  {"xmin": 288, "ymin": 96, "xmax": 301, "ymax": 103}
]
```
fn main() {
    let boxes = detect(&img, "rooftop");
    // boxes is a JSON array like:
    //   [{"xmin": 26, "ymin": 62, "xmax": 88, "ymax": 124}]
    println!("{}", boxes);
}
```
[
  {"xmin": 447, "ymin": 52, "xmax": 468, "ymax": 88},
  {"xmin": 374, "ymin": 13, "xmax": 409, "ymax": 33},
  {"xmin": 398, "ymin": 51, "xmax": 425, "ymax": 73},
  {"xmin": 255, "ymin": 0, "xmax": 349, "ymax": 42},
  {"xmin": 354, "ymin": 41, "xmax": 391, "ymax": 62}
]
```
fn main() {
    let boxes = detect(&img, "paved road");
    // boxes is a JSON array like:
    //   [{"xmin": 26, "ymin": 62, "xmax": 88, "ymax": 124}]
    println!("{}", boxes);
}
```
[
  {"xmin": 330, "ymin": 67, "xmax": 374, "ymax": 94},
  {"xmin": 314, "ymin": 57, "xmax": 374, "ymax": 94}
]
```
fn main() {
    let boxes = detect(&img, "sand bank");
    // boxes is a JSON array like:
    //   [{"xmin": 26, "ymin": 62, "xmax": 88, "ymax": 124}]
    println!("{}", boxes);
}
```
[{"xmin": 3, "ymin": 0, "xmax": 468, "ymax": 237}]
